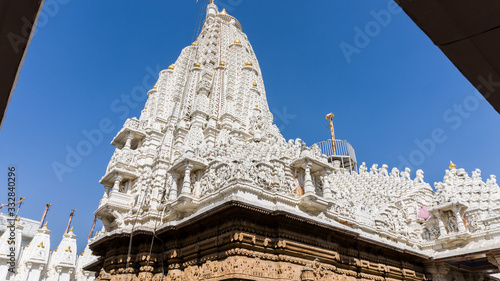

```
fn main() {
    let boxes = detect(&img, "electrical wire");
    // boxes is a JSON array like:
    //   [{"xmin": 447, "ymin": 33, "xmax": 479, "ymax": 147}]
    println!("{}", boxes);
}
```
[
  {"xmin": 125, "ymin": 180, "xmax": 152, "ymax": 269},
  {"xmin": 145, "ymin": 203, "xmax": 168, "ymax": 279},
  {"xmin": 191, "ymin": 1, "xmax": 205, "ymax": 44}
]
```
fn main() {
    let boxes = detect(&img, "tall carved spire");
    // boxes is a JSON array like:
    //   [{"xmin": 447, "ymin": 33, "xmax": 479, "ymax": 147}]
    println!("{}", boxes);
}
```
[
  {"xmin": 95, "ymin": 1, "xmax": 303, "ymax": 233},
  {"xmin": 46, "ymin": 228, "xmax": 77, "ymax": 281},
  {"xmin": 15, "ymin": 223, "xmax": 51, "ymax": 281}
]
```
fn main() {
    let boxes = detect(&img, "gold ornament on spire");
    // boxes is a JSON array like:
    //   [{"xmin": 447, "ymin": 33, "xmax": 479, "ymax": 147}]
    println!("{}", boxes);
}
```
[
  {"xmin": 252, "ymin": 81, "xmax": 257, "ymax": 87},
  {"xmin": 449, "ymin": 161, "xmax": 457, "ymax": 169},
  {"xmin": 219, "ymin": 61, "xmax": 226, "ymax": 66},
  {"xmin": 234, "ymin": 39, "xmax": 241, "ymax": 44},
  {"xmin": 194, "ymin": 62, "xmax": 201, "ymax": 67},
  {"xmin": 219, "ymin": 8, "xmax": 228, "ymax": 15},
  {"xmin": 191, "ymin": 42, "xmax": 198, "ymax": 46},
  {"xmin": 244, "ymin": 60, "xmax": 253, "ymax": 66},
  {"xmin": 168, "ymin": 64, "xmax": 175, "ymax": 70}
]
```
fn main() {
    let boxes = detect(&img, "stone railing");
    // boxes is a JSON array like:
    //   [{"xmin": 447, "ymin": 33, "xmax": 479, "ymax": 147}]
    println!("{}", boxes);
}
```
[
  {"xmin": 314, "ymin": 139, "xmax": 357, "ymax": 170},
  {"xmin": 123, "ymin": 118, "xmax": 150, "ymax": 132},
  {"xmin": 106, "ymin": 149, "xmax": 139, "ymax": 172},
  {"xmin": 124, "ymin": 118, "xmax": 140, "ymax": 131}
]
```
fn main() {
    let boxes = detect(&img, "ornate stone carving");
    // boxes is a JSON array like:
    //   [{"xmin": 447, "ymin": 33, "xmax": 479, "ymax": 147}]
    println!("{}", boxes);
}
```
[{"xmin": 84, "ymin": 2, "xmax": 500, "ymax": 281}]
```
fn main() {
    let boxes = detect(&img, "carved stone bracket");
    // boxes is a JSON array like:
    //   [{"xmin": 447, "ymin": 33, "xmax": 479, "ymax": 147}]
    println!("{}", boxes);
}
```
[{"xmin": 487, "ymin": 252, "xmax": 500, "ymax": 271}]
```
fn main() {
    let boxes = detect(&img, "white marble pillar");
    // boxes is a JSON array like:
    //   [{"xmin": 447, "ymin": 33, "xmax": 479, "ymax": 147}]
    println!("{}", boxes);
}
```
[
  {"xmin": 435, "ymin": 212, "xmax": 447, "ymax": 236},
  {"xmin": 181, "ymin": 162, "xmax": 194, "ymax": 195},
  {"xmin": 452, "ymin": 206, "xmax": 466, "ymax": 233},
  {"xmin": 168, "ymin": 172, "xmax": 179, "ymax": 201},
  {"xmin": 322, "ymin": 168, "xmax": 333, "ymax": 200},
  {"xmin": 303, "ymin": 161, "xmax": 314, "ymax": 194},
  {"xmin": 99, "ymin": 184, "xmax": 112, "ymax": 206},
  {"xmin": 112, "ymin": 174, "xmax": 123, "ymax": 192},
  {"xmin": 124, "ymin": 132, "xmax": 134, "ymax": 149}
]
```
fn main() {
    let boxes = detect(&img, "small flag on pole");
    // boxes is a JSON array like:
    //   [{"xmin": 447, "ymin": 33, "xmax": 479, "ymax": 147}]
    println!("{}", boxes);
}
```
[{"xmin": 418, "ymin": 206, "xmax": 431, "ymax": 219}]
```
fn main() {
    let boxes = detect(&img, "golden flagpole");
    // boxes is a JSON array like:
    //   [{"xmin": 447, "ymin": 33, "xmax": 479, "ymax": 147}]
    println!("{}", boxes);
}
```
[
  {"xmin": 38, "ymin": 203, "xmax": 51, "ymax": 229},
  {"xmin": 64, "ymin": 209, "xmax": 76, "ymax": 234},
  {"xmin": 325, "ymin": 113, "xmax": 335, "ymax": 155}
]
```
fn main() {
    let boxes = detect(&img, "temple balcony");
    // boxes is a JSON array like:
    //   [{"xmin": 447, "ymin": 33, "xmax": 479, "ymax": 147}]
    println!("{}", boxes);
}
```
[
  {"xmin": 106, "ymin": 149, "xmax": 139, "ymax": 173},
  {"xmin": 96, "ymin": 169, "xmax": 138, "ymax": 230},
  {"xmin": 122, "ymin": 117, "xmax": 143, "ymax": 132},
  {"xmin": 111, "ymin": 118, "xmax": 146, "ymax": 149},
  {"xmin": 313, "ymin": 139, "xmax": 357, "ymax": 171}
]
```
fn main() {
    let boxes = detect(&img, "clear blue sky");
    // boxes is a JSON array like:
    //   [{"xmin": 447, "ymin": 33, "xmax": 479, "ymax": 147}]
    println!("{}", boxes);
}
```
[{"xmin": 1, "ymin": 0, "xmax": 499, "ymax": 252}]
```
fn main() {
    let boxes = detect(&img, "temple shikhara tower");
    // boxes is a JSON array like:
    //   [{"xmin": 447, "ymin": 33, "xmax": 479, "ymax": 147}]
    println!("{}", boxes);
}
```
[{"xmin": 82, "ymin": 2, "xmax": 500, "ymax": 281}]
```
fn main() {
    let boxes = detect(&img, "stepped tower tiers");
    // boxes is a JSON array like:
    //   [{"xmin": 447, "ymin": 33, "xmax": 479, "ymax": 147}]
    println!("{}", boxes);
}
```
[{"xmin": 87, "ymin": 3, "xmax": 500, "ymax": 281}]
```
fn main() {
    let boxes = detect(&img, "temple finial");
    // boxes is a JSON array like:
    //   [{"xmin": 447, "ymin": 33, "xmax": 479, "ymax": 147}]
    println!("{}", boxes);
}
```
[{"xmin": 205, "ymin": 0, "xmax": 218, "ymax": 18}]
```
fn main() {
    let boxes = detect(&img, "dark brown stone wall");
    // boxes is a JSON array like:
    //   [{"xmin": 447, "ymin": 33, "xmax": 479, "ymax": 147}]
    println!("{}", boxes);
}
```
[{"xmin": 89, "ymin": 202, "xmax": 430, "ymax": 281}]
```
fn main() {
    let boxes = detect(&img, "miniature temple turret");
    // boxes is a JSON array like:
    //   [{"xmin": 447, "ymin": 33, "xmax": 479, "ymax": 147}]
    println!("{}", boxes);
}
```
[
  {"xmin": 420, "ymin": 163, "xmax": 500, "ymax": 251},
  {"xmin": 45, "ymin": 228, "xmax": 77, "ymax": 281},
  {"xmin": 15, "ymin": 223, "xmax": 51, "ymax": 281},
  {"xmin": 74, "ymin": 239, "xmax": 96, "ymax": 281},
  {"xmin": 94, "ymin": 1, "xmax": 315, "ymax": 233},
  {"xmin": 0, "ymin": 218, "xmax": 23, "ymax": 280},
  {"xmin": 0, "ymin": 210, "xmax": 96, "ymax": 281}
]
